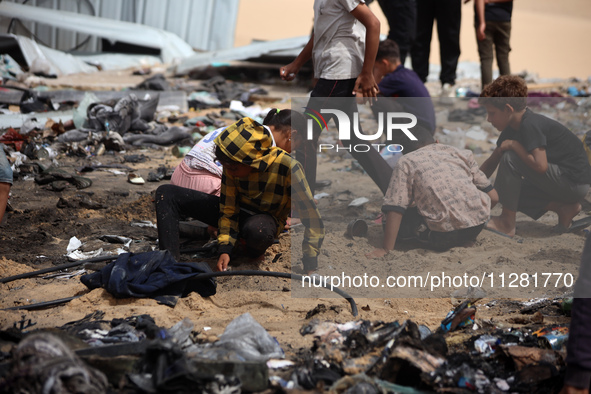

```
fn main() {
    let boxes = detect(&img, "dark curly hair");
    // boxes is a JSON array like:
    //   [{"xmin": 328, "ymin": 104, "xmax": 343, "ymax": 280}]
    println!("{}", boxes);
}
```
[
  {"xmin": 376, "ymin": 39, "xmax": 400, "ymax": 62},
  {"xmin": 478, "ymin": 75, "xmax": 528, "ymax": 111}
]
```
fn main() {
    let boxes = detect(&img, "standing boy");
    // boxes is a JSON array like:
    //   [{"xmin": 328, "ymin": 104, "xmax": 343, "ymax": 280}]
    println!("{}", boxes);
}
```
[
  {"xmin": 479, "ymin": 76, "xmax": 591, "ymax": 237},
  {"xmin": 280, "ymin": 0, "xmax": 393, "ymax": 195},
  {"xmin": 474, "ymin": 0, "xmax": 513, "ymax": 88}
]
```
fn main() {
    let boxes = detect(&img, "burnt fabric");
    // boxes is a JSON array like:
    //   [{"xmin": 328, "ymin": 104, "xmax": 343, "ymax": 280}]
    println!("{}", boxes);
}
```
[
  {"xmin": 80, "ymin": 251, "xmax": 216, "ymax": 307},
  {"xmin": 0, "ymin": 333, "xmax": 108, "ymax": 394}
]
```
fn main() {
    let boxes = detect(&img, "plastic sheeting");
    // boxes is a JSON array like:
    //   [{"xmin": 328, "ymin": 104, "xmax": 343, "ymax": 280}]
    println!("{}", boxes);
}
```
[{"xmin": 2, "ymin": 34, "xmax": 97, "ymax": 77}]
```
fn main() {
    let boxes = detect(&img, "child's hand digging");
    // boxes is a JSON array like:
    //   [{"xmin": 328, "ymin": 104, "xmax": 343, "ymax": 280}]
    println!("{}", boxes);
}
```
[{"xmin": 217, "ymin": 253, "xmax": 231, "ymax": 271}]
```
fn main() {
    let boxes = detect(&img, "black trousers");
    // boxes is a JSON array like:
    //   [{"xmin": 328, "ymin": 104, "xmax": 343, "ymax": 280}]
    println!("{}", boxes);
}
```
[
  {"xmin": 297, "ymin": 78, "xmax": 393, "ymax": 195},
  {"xmin": 377, "ymin": 0, "xmax": 417, "ymax": 65},
  {"xmin": 155, "ymin": 185, "xmax": 277, "ymax": 260},
  {"xmin": 395, "ymin": 207, "xmax": 484, "ymax": 250},
  {"xmin": 412, "ymin": 0, "xmax": 461, "ymax": 85}
]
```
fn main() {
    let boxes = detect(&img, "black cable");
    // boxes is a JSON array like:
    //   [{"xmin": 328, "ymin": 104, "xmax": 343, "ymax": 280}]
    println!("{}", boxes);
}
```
[
  {"xmin": 0, "ymin": 254, "xmax": 118, "ymax": 284},
  {"xmin": 2, "ymin": 296, "xmax": 82, "ymax": 311}
]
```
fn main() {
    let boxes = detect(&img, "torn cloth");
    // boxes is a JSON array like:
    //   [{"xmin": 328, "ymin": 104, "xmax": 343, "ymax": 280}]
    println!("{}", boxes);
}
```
[{"xmin": 80, "ymin": 250, "xmax": 216, "ymax": 306}]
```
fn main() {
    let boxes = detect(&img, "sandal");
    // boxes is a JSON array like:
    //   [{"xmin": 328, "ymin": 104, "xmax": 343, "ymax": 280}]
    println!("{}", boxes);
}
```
[{"xmin": 128, "ymin": 173, "xmax": 145, "ymax": 185}]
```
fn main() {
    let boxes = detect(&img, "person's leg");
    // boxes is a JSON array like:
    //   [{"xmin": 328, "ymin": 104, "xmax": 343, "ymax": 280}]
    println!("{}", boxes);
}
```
[
  {"xmin": 477, "ymin": 23, "xmax": 495, "ymax": 88},
  {"xmin": 239, "ymin": 214, "xmax": 278, "ymax": 258},
  {"xmin": 412, "ymin": 0, "xmax": 435, "ymax": 82},
  {"xmin": 377, "ymin": 0, "xmax": 396, "ymax": 39},
  {"xmin": 395, "ymin": 207, "xmax": 426, "ymax": 240},
  {"xmin": 343, "ymin": 132, "xmax": 393, "ymax": 194},
  {"xmin": 491, "ymin": 151, "xmax": 589, "ymax": 235},
  {"xmin": 435, "ymin": 0, "xmax": 462, "ymax": 86},
  {"xmin": 546, "ymin": 200, "xmax": 586, "ymax": 229},
  {"xmin": 305, "ymin": 79, "xmax": 393, "ymax": 194},
  {"xmin": 332, "ymin": 80, "xmax": 393, "ymax": 194},
  {"xmin": 155, "ymin": 184, "xmax": 221, "ymax": 260},
  {"xmin": 489, "ymin": 151, "xmax": 529, "ymax": 236},
  {"xmin": 492, "ymin": 21, "xmax": 512, "ymax": 77},
  {"xmin": 379, "ymin": 0, "xmax": 417, "ymax": 65},
  {"xmin": 394, "ymin": 208, "xmax": 485, "ymax": 251},
  {"xmin": 299, "ymin": 79, "xmax": 355, "ymax": 195},
  {"xmin": 518, "ymin": 179, "xmax": 589, "ymax": 228},
  {"xmin": 428, "ymin": 223, "xmax": 485, "ymax": 250},
  {"xmin": 0, "ymin": 145, "xmax": 12, "ymax": 225}
]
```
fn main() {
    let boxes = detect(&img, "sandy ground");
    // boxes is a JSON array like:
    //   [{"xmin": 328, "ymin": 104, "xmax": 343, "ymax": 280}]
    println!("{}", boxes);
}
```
[
  {"xmin": 234, "ymin": 0, "xmax": 591, "ymax": 80},
  {"xmin": 0, "ymin": 143, "xmax": 579, "ymax": 351},
  {"xmin": 0, "ymin": 2, "xmax": 586, "ymax": 392},
  {"xmin": 0, "ymin": 74, "xmax": 587, "ymax": 360}
]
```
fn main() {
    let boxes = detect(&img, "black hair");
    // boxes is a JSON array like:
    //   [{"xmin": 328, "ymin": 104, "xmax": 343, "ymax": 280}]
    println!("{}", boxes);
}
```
[
  {"xmin": 376, "ymin": 39, "xmax": 400, "ymax": 63},
  {"xmin": 400, "ymin": 126, "xmax": 435, "ymax": 154},
  {"xmin": 263, "ymin": 108, "xmax": 306, "ymax": 137},
  {"xmin": 214, "ymin": 145, "xmax": 235, "ymax": 165}
]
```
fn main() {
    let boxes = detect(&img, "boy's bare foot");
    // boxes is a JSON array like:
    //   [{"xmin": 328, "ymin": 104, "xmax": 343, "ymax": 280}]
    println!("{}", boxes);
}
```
[
  {"xmin": 550, "ymin": 202, "xmax": 582, "ymax": 229},
  {"xmin": 486, "ymin": 216, "xmax": 515, "ymax": 238}
]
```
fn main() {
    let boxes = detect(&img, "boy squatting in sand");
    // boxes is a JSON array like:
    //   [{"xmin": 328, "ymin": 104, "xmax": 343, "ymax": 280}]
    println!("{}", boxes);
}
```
[
  {"xmin": 367, "ymin": 126, "xmax": 499, "ymax": 258},
  {"xmin": 479, "ymin": 75, "xmax": 591, "ymax": 237},
  {"xmin": 156, "ymin": 117, "xmax": 324, "ymax": 274}
]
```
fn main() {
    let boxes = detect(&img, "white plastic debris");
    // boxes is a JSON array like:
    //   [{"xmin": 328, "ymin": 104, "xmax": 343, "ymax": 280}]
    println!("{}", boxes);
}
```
[
  {"xmin": 267, "ymin": 359, "xmax": 294, "ymax": 369},
  {"xmin": 349, "ymin": 197, "xmax": 369, "ymax": 207},
  {"xmin": 67, "ymin": 236, "xmax": 82, "ymax": 253},
  {"xmin": 131, "ymin": 220, "xmax": 158, "ymax": 229},
  {"xmin": 107, "ymin": 170, "xmax": 126, "ymax": 175},
  {"xmin": 67, "ymin": 248, "xmax": 105, "ymax": 261},
  {"xmin": 314, "ymin": 192, "xmax": 330, "ymax": 200},
  {"xmin": 474, "ymin": 334, "xmax": 498, "ymax": 357},
  {"xmin": 495, "ymin": 378, "xmax": 510, "ymax": 391}
]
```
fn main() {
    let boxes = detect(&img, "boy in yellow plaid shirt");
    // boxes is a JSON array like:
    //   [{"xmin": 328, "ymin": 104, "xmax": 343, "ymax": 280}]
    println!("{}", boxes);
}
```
[{"xmin": 156, "ymin": 117, "xmax": 324, "ymax": 274}]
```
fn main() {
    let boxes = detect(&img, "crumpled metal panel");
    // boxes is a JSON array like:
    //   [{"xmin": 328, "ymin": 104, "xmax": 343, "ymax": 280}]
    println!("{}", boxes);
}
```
[
  {"xmin": 173, "ymin": 36, "xmax": 310, "ymax": 76},
  {"xmin": 0, "ymin": 1, "xmax": 195, "ymax": 63},
  {"xmin": 0, "ymin": 0, "xmax": 239, "ymax": 53}
]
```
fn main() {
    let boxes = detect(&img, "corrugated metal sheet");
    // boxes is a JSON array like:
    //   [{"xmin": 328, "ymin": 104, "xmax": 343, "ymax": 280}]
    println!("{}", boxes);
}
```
[
  {"xmin": 174, "ymin": 36, "xmax": 310, "ymax": 75},
  {"xmin": 0, "ymin": 2, "xmax": 196, "ymax": 63},
  {"xmin": 0, "ymin": 0, "xmax": 239, "ymax": 53}
]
